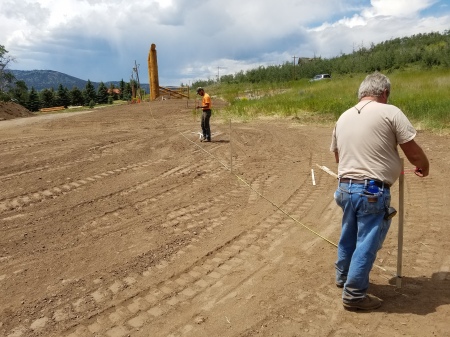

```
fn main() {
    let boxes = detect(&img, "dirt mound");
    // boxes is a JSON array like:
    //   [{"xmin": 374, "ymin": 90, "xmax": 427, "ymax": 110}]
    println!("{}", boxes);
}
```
[{"xmin": 0, "ymin": 101, "xmax": 34, "ymax": 120}]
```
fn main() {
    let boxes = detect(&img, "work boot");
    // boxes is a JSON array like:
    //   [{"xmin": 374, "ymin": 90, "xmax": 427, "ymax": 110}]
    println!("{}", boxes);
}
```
[{"xmin": 343, "ymin": 294, "xmax": 382, "ymax": 311}]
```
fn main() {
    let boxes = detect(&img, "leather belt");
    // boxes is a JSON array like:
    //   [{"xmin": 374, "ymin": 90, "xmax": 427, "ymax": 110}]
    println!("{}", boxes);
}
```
[{"xmin": 339, "ymin": 178, "xmax": 390, "ymax": 189}]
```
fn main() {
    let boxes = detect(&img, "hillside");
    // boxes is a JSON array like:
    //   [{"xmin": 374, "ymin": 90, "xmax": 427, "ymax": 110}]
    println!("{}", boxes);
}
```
[
  {"xmin": 194, "ymin": 30, "xmax": 450, "ymax": 87},
  {"xmin": 8, "ymin": 69, "xmax": 150, "ymax": 92}
]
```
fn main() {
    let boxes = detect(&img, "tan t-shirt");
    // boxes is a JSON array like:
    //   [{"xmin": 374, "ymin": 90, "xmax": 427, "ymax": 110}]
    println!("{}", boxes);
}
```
[{"xmin": 330, "ymin": 101, "xmax": 416, "ymax": 185}]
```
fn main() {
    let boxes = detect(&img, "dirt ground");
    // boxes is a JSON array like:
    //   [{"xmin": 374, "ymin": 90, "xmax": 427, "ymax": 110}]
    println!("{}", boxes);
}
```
[
  {"xmin": 0, "ymin": 99, "xmax": 449, "ymax": 337},
  {"xmin": 0, "ymin": 102, "xmax": 35, "ymax": 120}
]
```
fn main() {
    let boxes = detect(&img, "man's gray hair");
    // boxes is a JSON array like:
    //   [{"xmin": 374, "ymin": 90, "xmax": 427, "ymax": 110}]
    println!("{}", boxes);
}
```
[{"xmin": 358, "ymin": 72, "xmax": 391, "ymax": 100}]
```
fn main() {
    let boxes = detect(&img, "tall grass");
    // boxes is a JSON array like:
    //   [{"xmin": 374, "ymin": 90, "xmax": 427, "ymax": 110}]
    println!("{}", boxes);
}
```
[
  {"xmin": 388, "ymin": 69, "xmax": 450, "ymax": 131},
  {"xmin": 212, "ymin": 68, "xmax": 450, "ymax": 131}
]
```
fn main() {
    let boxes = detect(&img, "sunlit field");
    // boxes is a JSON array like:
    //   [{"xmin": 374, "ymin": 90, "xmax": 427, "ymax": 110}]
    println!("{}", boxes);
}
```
[{"xmin": 208, "ymin": 68, "xmax": 450, "ymax": 132}]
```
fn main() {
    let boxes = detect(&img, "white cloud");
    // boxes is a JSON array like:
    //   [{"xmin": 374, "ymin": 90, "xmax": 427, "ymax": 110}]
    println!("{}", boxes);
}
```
[
  {"xmin": 366, "ymin": 0, "xmax": 438, "ymax": 17},
  {"xmin": 1, "ymin": 0, "xmax": 448, "ymax": 85}
]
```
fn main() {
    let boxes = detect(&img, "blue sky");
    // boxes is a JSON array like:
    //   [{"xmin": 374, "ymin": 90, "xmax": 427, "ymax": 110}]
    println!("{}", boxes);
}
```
[{"xmin": 1, "ymin": 0, "xmax": 449, "ymax": 86}]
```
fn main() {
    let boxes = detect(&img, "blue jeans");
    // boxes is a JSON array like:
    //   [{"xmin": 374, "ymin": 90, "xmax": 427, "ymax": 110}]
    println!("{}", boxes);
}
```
[
  {"xmin": 334, "ymin": 182, "xmax": 392, "ymax": 303},
  {"xmin": 201, "ymin": 109, "xmax": 211, "ymax": 140}
]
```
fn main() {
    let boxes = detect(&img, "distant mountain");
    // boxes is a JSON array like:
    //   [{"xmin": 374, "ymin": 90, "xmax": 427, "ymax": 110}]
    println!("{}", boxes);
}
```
[{"xmin": 8, "ymin": 70, "xmax": 150, "ymax": 93}]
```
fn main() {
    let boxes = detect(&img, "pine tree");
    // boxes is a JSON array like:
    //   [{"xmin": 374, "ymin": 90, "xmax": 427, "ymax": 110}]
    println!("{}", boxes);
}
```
[
  {"xmin": 70, "ymin": 86, "xmax": 84, "ymax": 106},
  {"xmin": 27, "ymin": 87, "xmax": 40, "ymax": 112},
  {"xmin": 40, "ymin": 88, "xmax": 55, "ymax": 108},
  {"xmin": 96, "ymin": 82, "xmax": 109, "ymax": 104},
  {"xmin": 56, "ymin": 84, "xmax": 70, "ymax": 108},
  {"xmin": 123, "ymin": 82, "xmax": 132, "ymax": 101},
  {"xmin": 119, "ymin": 79, "xmax": 126, "ymax": 100},
  {"xmin": 83, "ymin": 80, "xmax": 96, "ymax": 106}
]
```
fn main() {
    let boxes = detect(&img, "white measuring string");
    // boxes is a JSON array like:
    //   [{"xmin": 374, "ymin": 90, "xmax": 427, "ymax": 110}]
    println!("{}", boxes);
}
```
[
  {"xmin": 148, "ymin": 101, "xmax": 402, "ymax": 274},
  {"xmin": 179, "ymin": 131, "xmax": 338, "ymax": 248}
]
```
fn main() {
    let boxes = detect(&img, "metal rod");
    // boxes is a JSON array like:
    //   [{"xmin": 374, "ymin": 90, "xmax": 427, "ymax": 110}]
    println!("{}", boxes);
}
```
[
  {"xmin": 229, "ymin": 118, "xmax": 232, "ymax": 173},
  {"xmin": 396, "ymin": 158, "xmax": 405, "ymax": 288}
]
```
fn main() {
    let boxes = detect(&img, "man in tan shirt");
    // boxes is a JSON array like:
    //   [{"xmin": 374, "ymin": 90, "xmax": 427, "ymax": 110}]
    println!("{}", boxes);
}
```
[{"xmin": 330, "ymin": 72, "xmax": 429, "ymax": 310}]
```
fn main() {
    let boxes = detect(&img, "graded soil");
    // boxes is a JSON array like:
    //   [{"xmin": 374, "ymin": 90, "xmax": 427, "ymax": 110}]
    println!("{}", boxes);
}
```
[{"xmin": 0, "ymin": 99, "xmax": 449, "ymax": 337}]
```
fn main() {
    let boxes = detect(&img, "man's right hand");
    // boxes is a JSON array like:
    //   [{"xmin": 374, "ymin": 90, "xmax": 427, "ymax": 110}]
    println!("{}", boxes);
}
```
[
  {"xmin": 414, "ymin": 167, "xmax": 428, "ymax": 177},
  {"xmin": 400, "ymin": 139, "xmax": 429, "ymax": 178}
]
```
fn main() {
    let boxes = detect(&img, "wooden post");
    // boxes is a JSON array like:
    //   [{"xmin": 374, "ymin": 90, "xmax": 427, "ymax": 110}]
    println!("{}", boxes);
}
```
[
  {"xmin": 396, "ymin": 158, "xmax": 405, "ymax": 288},
  {"xmin": 148, "ymin": 44, "xmax": 160, "ymax": 101}
]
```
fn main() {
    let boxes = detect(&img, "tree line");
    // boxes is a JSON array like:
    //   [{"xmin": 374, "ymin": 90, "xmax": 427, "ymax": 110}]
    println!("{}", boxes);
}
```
[
  {"xmin": 1, "ymin": 45, "xmax": 140, "ymax": 111},
  {"xmin": 192, "ymin": 30, "xmax": 450, "ymax": 88},
  {"xmin": 7, "ymin": 79, "xmax": 137, "ymax": 112}
]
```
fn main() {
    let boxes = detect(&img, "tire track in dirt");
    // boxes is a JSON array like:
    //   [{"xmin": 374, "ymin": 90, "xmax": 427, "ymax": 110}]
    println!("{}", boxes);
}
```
[
  {"xmin": 0, "ymin": 143, "xmax": 214, "ymax": 238},
  {"xmin": 0, "ymin": 165, "xmax": 52, "ymax": 182},
  {"xmin": 0, "ymin": 158, "xmax": 172, "ymax": 213},
  {"xmin": 3, "ymin": 202, "xmax": 245, "ymax": 336},
  {"xmin": 1, "ymin": 150, "xmax": 250, "ymax": 336},
  {"xmin": 2, "ymin": 113, "xmax": 327, "ymax": 337},
  {"xmin": 0, "ymin": 155, "xmax": 196, "ymax": 253},
  {"xmin": 2, "ymin": 167, "xmax": 268, "ymax": 336},
  {"xmin": 56, "ymin": 173, "xmax": 339, "ymax": 337},
  {"xmin": 0, "ymin": 133, "xmax": 129, "ymax": 153},
  {"xmin": 0, "ymin": 134, "xmax": 146, "ymax": 183},
  {"xmin": 0, "ymin": 156, "xmax": 100, "ymax": 183},
  {"xmin": 215, "ymin": 124, "xmax": 285, "ymax": 206},
  {"xmin": 0, "ymin": 155, "xmax": 221, "ymax": 269},
  {"xmin": 3, "ymin": 103, "xmax": 445, "ymax": 337},
  {"xmin": 0, "ymin": 139, "xmax": 70, "ymax": 153},
  {"xmin": 403, "ymin": 171, "xmax": 449, "ymax": 274}
]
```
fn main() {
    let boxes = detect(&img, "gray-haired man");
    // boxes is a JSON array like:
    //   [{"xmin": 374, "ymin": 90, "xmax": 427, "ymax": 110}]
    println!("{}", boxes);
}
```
[{"xmin": 330, "ymin": 72, "xmax": 429, "ymax": 310}]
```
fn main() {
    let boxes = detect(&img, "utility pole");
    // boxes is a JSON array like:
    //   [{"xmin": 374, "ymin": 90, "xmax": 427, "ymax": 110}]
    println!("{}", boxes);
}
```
[
  {"xmin": 133, "ymin": 60, "xmax": 142, "ymax": 101},
  {"xmin": 292, "ymin": 55, "xmax": 297, "ymax": 80},
  {"xmin": 130, "ymin": 70, "xmax": 136, "ymax": 100},
  {"xmin": 217, "ymin": 66, "xmax": 226, "ymax": 82}
]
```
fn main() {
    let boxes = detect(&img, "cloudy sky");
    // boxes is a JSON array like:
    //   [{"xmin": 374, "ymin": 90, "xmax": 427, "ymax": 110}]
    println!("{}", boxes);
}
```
[{"xmin": 1, "ymin": 0, "xmax": 449, "ymax": 86}]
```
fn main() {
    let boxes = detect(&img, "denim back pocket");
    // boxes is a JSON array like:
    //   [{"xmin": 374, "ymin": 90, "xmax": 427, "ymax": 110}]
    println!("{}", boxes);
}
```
[
  {"xmin": 361, "ymin": 192, "xmax": 385, "ymax": 215},
  {"xmin": 334, "ymin": 188, "xmax": 347, "ymax": 209}
]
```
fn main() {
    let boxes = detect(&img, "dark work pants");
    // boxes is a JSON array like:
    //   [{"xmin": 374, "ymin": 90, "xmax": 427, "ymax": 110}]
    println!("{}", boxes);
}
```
[{"xmin": 201, "ymin": 109, "xmax": 212, "ymax": 140}]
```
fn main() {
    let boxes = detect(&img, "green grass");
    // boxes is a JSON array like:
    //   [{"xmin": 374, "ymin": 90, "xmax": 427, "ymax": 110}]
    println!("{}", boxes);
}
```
[
  {"xmin": 388, "ymin": 70, "xmax": 450, "ymax": 131},
  {"xmin": 209, "ymin": 68, "xmax": 450, "ymax": 132}
]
